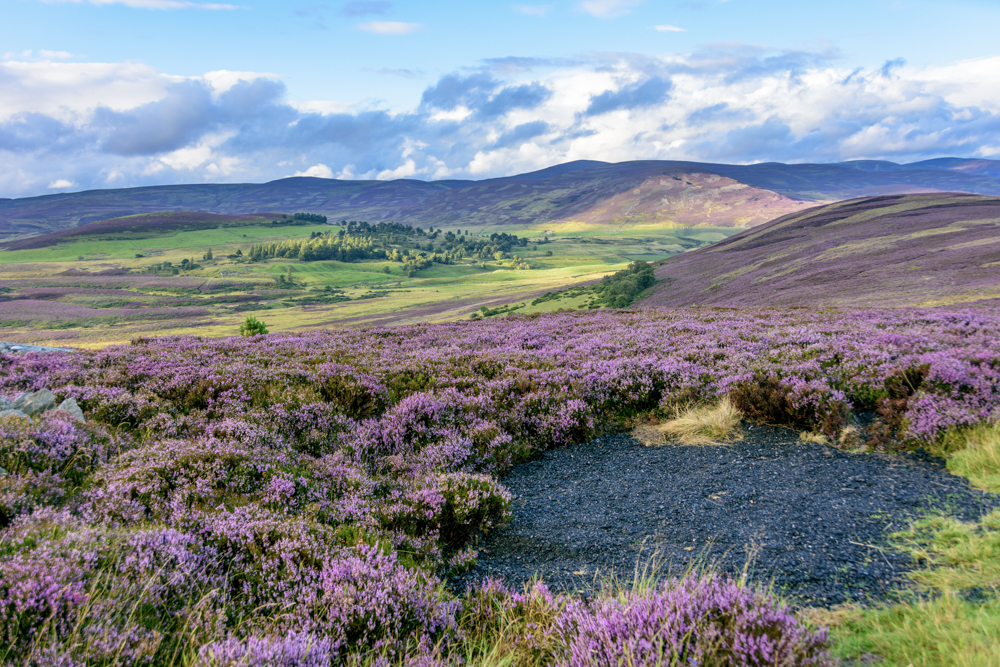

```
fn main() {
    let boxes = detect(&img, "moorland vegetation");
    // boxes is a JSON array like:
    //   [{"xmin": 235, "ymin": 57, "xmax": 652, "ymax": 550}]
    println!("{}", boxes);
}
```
[{"xmin": 2, "ymin": 306, "xmax": 999, "ymax": 665}]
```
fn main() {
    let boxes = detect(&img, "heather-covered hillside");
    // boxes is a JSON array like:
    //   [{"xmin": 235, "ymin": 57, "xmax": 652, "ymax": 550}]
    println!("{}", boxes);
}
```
[{"xmin": 641, "ymin": 193, "xmax": 1000, "ymax": 309}]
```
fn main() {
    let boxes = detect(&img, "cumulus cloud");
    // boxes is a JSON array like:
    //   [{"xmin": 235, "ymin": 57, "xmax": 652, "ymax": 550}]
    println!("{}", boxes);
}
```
[
  {"xmin": 357, "ymin": 20, "xmax": 419, "ymax": 34},
  {"xmin": 654, "ymin": 24, "xmax": 684, "ymax": 32},
  {"xmin": 293, "ymin": 163, "xmax": 335, "ymax": 178},
  {"xmin": 4, "ymin": 49, "xmax": 1000, "ymax": 197},
  {"xmin": 584, "ymin": 76, "xmax": 671, "ymax": 116},
  {"xmin": 47, "ymin": 178, "xmax": 76, "ymax": 189}
]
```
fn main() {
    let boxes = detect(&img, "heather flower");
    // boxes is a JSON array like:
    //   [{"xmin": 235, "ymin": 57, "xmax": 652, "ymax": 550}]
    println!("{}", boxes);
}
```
[
  {"xmin": 553, "ymin": 574, "xmax": 833, "ymax": 667},
  {"xmin": 195, "ymin": 632, "xmax": 334, "ymax": 667}
]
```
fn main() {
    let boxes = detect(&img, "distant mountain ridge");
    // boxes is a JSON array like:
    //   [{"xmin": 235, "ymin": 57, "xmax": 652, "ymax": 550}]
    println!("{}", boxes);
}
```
[
  {"xmin": 639, "ymin": 192, "xmax": 1000, "ymax": 309},
  {"xmin": 4, "ymin": 157, "xmax": 1000, "ymax": 240}
]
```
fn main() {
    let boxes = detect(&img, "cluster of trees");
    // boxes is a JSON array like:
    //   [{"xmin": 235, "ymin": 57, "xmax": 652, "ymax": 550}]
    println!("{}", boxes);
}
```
[
  {"xmin": 249, "ymin": 232, "xmax": 390, "ymax": 262},
  {"xmin": 594, "ymin": 260, "xmax": 656, "ymax": 308},
  {"xmin": 269, "ymin": 213, "xmax": 329, "ymax": 227},
  {"xmin": 147, "ymin": 258, "xmax": 202, "ymax": 275},
  {"xmin": 447, "ymin": 232, "xmax": 529, "ymax": 261}
]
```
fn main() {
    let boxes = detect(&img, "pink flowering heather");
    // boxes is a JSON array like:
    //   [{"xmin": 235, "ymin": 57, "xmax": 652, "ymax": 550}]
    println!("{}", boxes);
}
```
[
  {"xmin": 554, "ymin": 575, "xmax": 832, "ymax": 667},
  {"xmin": 4, "ymin": 305, "xmax": 997, "ymax": 663}
]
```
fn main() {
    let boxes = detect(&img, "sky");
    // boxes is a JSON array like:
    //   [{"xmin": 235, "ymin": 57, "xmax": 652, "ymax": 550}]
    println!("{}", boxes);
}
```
[{"xmin": 3, "ymin": 0, "xmax": 1000, "ymax": 198}]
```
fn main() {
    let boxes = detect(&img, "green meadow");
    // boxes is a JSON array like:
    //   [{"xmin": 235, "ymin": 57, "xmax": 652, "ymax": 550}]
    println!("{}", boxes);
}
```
[{"xmin": 0, "ymin": 217, "xmax": 740, "ymax": 347}]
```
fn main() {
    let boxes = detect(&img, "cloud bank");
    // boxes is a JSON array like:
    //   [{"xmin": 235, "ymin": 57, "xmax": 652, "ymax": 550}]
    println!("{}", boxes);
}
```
[{"xmin": 3, "ymin": 45, "xmax": 1000, "ymax": 197}]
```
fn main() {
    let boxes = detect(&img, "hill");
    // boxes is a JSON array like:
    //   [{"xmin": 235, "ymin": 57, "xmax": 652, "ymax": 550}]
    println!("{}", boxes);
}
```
[
  {"xmin": 5, "ymin": 157, "xmax": 1000, "ymax": 240},
  {"xmin": 639, "ymin": 193, "xmax": 1000, "ymax": 308}
]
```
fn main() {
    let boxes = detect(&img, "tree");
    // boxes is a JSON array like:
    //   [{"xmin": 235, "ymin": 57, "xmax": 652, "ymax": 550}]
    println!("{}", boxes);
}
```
[
  {"xmin": 203, "ymin": 248, "xmax": 214, "ymax": 260},
  {"xmin": 239, "ymin": 316, "xmax": 269, "ymax": 337}
]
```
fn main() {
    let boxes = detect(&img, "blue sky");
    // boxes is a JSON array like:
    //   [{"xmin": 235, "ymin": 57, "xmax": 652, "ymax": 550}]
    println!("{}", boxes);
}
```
[{"xmin": 2, "ymin": 0, "xmax": 1000, "ymax": 197}]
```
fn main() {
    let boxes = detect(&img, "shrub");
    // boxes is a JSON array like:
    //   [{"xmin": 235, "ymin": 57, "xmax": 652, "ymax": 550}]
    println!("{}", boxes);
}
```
[{"xmin": 239, "ymin": 316, "xmax": 269, "ymax": 337}]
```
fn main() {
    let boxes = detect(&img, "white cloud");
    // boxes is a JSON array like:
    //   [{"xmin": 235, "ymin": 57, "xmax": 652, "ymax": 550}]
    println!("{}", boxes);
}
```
[
  {"xmin": 40, "ymin": 0, "xmax": 242, "ymax": 9},
  {"xmin": 357, "ymin": 21, "xmax": 421, "ymax": 34},
  {"xmin": 47, "ymin": 178, "xmax": 76, "ymax": 189},
  {"xmin": 0, "ymin": 59, "xmax": 178, "ymax": 121},
  {"xmin": 202, "ymin": 69, "xmax": 282, "ymax": 94},
  {"xmin": 514, "ymin": 4, "xmax": 549, "ymax": 17},
  {"xmin": 578, "ymin": 0, "xmax": 643, "ymax": 18},
  {"xmin": 293, "ymin": 164, "xmax": 335, "ymax": 178},
  {"xmin": 288, "ymin": 100, "xmax": 354, "ymax": 115},
  {"xmin": 654, "ymin": 24, "xmax": 684, "ymax": 32},
  {"xmin": 377, "ymin": 158, "xmax": 417, "ymax": 179},
  {"xmin": 38, "ymin": 50, "xmax": 78, "ymax": 60}
]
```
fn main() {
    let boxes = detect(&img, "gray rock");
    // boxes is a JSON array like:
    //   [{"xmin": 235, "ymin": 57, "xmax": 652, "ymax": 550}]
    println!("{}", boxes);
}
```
[
  {"xmin": 10, "ymin": 392, "xmax": 29, "ymax": 410},
  {"xmin": 14, "ymin": 389, "xmax": 57, "ymax": 416},
  {"xmin": 0, "ymin": 396, "xmax": 10, "ymax": 410},
  {"xmin": 0, "ymin": 409, "xmax": 30, "ymax": 421},
  {"xmin": 0, "ymin": 342, "xmax": 74, "ymax": 354},
  {"xmin": 0, "ymin": 465, "xmax": 6, "ymax": 477},
  {"xmin": 55, "ymin": 397, "xmax": 86, "ymax": 423}
]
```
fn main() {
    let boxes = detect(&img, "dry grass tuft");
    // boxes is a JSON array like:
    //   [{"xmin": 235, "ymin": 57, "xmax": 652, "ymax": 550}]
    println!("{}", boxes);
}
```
[
  {"xmin": 799, "ymin": 431, "xmax": 829, "ymax": 445},
  {"xmin": 635, "ymin": 397, "xmax": 743, "ymax": 446},
  {"xmin": 837, "ymin": 426, "xmax": 861, "ymax": 449}
]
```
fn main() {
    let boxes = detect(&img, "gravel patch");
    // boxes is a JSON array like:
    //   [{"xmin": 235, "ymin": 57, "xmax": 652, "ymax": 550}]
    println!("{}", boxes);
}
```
[{"xmin": 453, "ymin": 426, "xmax": 999, "ymax": 607}]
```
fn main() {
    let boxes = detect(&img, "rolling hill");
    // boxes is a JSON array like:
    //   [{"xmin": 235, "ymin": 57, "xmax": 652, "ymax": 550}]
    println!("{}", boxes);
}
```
[
  {"xmin": 639, "ymin": 193, "xmax": 1000, "ymax": 308},
  {"xmin": 4, "ymin": 158, "xmax": 1000, "ymax": 241}
]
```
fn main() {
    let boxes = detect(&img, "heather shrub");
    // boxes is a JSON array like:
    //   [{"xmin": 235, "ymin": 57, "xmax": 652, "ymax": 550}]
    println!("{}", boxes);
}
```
[
  {"xmin": 729, "ymin": 374, "xmax": 849, "ymax": 437},
  {"xmin": 454, "ymin": 576, "xmax": 832, "ymax": 667},
  {"xmin": 0, "ymin": 410, "xmax": 107, "ymax": 485},
  {"xmin": 553, "ymin": 574, "xmax": 833, "ymax": 667},
  {"xmin": 86, "ymin": 439, "xmax": 277, "ymax": 524}
]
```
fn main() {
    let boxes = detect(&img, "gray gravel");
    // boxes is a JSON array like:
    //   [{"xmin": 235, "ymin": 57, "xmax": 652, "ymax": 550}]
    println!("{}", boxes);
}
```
[{"xmin": 453, "ymin": 426, "xmax": 998, "ymax": 607}]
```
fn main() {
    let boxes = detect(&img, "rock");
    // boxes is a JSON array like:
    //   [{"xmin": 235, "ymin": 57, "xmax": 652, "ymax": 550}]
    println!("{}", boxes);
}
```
[
  {"xmin": 55, "ymin": 397, "xmax": 86, "ymax": 423},
  {"xmin": 0, "ymin": 396, "xmax": 10, "ymax": 410},
  {"xmin": 0, "ymin": 465, "xmax": 6, "ymax": 477},
  {"xmin": 13, "ymin": 389, "xmax": 57, "ymax": 416},
  {"xmin": 0, "ymin": 409, "xmax": 30, "ymax": 421},
  {"xmin": 0, "ymin": 342, "xmax": 74, "ymax": 354}
]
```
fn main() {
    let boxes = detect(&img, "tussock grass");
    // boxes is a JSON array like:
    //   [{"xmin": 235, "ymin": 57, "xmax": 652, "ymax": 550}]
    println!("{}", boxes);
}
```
[
  {"xmin": 799, "ymin": 431, "xmax": 829, "ymax": 445},
  {"xmin": 947, "ymin": 421, "xmax": 1000, "ymax": 494},
  {"xmin": 634, "ymin": 397, "xmax": 743, "ymax": 446}
]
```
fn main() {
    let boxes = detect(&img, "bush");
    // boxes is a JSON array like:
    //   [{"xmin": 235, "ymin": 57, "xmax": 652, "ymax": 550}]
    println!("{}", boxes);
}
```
[{"xmin": 239, "ymin": 316, "xmax": 269, "ymax": 337}]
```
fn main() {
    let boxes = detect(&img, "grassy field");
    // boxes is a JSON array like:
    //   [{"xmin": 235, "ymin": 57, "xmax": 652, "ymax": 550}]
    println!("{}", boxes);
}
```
[{"xmin": 0, "ymin": 217, "xmax": 739, "ymax": 347}]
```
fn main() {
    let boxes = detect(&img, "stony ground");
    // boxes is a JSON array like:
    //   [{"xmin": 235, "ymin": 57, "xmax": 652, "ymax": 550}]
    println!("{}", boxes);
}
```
[{"xmin": 453, "ymin": 426, "xmax": 999, "ymax": 607}]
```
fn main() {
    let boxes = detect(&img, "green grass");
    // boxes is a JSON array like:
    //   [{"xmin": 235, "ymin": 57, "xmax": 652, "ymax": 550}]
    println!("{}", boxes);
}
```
[
  {"xmin": 0, "ymin": 220, "xmax": 740, "ymax": 346},
  {"xmin": 1, "ymin": 224, "xmax": 334, "ymax": 263},
  {"xmin": 819, "ymin": 422, "xmax": 1000, "ymax": 666}
]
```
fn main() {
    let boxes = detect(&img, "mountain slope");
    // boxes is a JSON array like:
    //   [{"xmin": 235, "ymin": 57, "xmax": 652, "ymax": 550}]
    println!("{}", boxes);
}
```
[
  {"xmin": 4, "ymin": 158, "xmax": 1000, "ymax": 240},
  {"xmin": 639, "ymin": 193, "xmax": 1000, "ymax": 308}
]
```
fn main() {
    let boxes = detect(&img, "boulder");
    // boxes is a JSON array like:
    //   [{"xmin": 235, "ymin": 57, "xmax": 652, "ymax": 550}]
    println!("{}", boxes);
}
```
[
  {"xmin": 0, "ymin": 396, "xmax": 10, "ymax": 410},
  {"xmin": 13, "ymin": 389, "xmax": 57, "ymax": 416},
  {"xmin": 0, "ymin": 409, "xmax": 30, "ymax": 421},
  {"xmin": 55, "ymin": 398, "xmax": 86, "ymax": 423}
]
